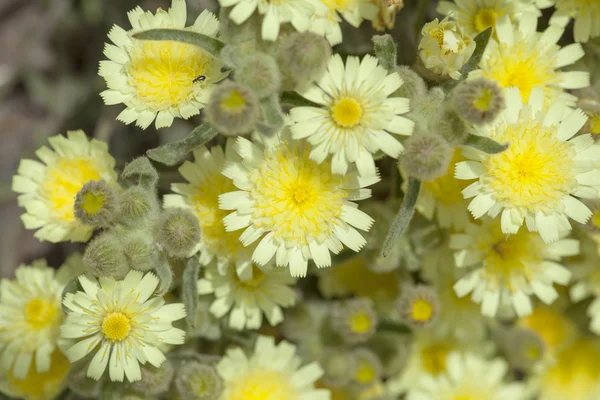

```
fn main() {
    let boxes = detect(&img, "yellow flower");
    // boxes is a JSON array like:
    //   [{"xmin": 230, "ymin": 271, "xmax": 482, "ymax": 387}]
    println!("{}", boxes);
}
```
[{"xmin": 12, "ymin": 130, "xmax": 117, "ymax": 243}]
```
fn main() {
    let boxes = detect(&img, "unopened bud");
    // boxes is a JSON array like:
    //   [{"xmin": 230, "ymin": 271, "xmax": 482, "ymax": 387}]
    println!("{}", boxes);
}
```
[
  {"xmin": 277, "ymin": 32, "xmax": 331, "ymax": 90},
  {"xmin": 205, "ymin": 81, "xmax": 260, "ymax": 136},
  {"xmin": 174, "ymin": 362, "xmax": 223, "ymax": 400},
  {"xmin": 84, "ymin": 232, "xmax": 130, "ymax": 279},
  {"xmin": 321, "ymin": 350, "xmax": 357, "ymax": 386},
  {"xmin": 453, "ymin": 78, "xmax": 505, "ymax": 125},
  {"xmin": 437, "ymin": 107, "xmax": 470, "ymax": 145},
  {"xmin": 408, "ymin": 87, "xmax": 446, "ymax": 133},
  {"xmin": 579, "ymin": 99, "xmax": 600, "ymax": 137},
  {"xmin": 505, "ymin": 328, "xmax": 546, "ymax": 371},
  {"xmin": 392, "ymin": 66, "xmax": 427, "ymax": 100},
  {"xmin": 122, "ymin": 231, "xmax": 158, "ymax": 271},
  {"xmin": 330, "ymin": 298, "xmax": 378, "ymax": 345},
  {"xmin": 67, "ymin": 366, "xmax": 103, "ymax": 398},
  {"xmin": 235, "ymin": 53, "xmax": 281, "ymax": 99},
  {"xmin": 129, "ymin": 361, "xmax": 174, "ymax": 396},
  {"xmin": 74, "ymin": 180, "xmax": 118, "ymax": 227},
  {"xmin": 118, "ymin": 186, "xmax": 159, "ymax": 226},
  {"xmin": 396, "ymin": 284, "xmax": 439, "ymax": 328},
  {"xmin": 155, "ymin": 208, "xmax": 200, "ymax": 258},
  {"xmin": 399, "ymin": 133, "xmax": 452, "ymax": 181}
]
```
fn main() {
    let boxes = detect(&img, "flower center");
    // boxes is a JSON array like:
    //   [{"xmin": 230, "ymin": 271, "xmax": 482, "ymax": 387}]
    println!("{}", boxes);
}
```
[
  {"xmin": 350, "ymin": 311, "xmax": 373, "ymax": 333},
  {"xmin": 81, "ymin": 191, "xmax": 105, "ymax": 216},
  {"xmin": 411, "ymin": 299, "xmax": 434, "ymax": 322},
  {"xmin": 543, "ymin": 340, "xmax": 600, "ymax": 396},
  {"xmin": 8, "ymin": 350, "xmax": 70, "ymax": 398},
  {"xmin": 484, "ymin": 121, "xmax": 576, "ymax": 212},
  {"xmin": 221, "ymin": 90, "xmax": 247, "ymax": 113},
  {"xmin": 321, "ymin": 0, "xmax": 352, "ymax": 11},
  {"xmin": 235, "ymin": 266, "xmax": 267, "ymax": 288},
  {"xmin": 250, "ymin": 143, "xmax": 347, "ymax": 245},
  {"xmin": 474, "ymin": 8, "xmax": 498, "ymax": 33},
  {"xmin": 102, "ymin": 312, "xmax": 131, "ymax": 342},
  {"xmin": 128, "ymin": 40, "xmax": 212, "ymax": 110},
  {"xmin": 420, "ymin": 343, "xmax": 452, "ymax": 375},
  {"xmin": 473, "ymin": 87, "xmax": 494, "ymax": 112},
  {"xmin": 354, "ymin": 360, "xmax": 376, "ymax": 384},
  {"xmin": 226, "ymin": 369, "xmax": 298, "ymax": 400},
  {"xmin": 485, "ymin": 40, "xmax": 556, "ymax": 101},
  {"xmin": 42, "ymin": 158, "xmax": 102, "ymax": 221},
  {"xmin": 25, "ymin": 298, "xmax": 59, "ymax": 330},
  {"xmin": 331, "ymin": 97, "xmax": 363, "ymax": 128}
]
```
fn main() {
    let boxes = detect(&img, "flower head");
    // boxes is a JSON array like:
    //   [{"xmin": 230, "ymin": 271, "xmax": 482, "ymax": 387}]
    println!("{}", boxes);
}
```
[
  {"xmin": 99, "ymin": 1, "xmax": 226, "ymax": 129},
  {"xmin": 550, "ymin": 0, "xmax": 600, "ymax": 42},
  {"xmin": 165, "ymin": 141, "xmax": 255, "ymax": 278},
  {"xmin": 217, "ymin": 335, "xmax": 330, "ymax": 400},
  {"xmin": 197, "ymin": 263, "xmax": 296, "ymax": 330},
  {"xmin": 219, "ymin": 0, "xmax": 314, "ymax": 41},
  {"xmin": 61, "ymin": 271, "xmax": 186, "ymax": 382},
  {"xmin": 330, "ymin": 298, "xmax": 378, "ymax": 344},
  {"xmin": 397, "ymin": 285, "xmax": 439, "ymax": 327},
  {"xmin": 419, "ymin": 17, "xmax": 476, "ymax": 80},
  {"xmin": 450, "ymin": 218, "xmax": 577, "ymax": 317},
  {"xmin": 12, "ymin": 130, "xmax": 117, "ymax": 243},
  {"xmin": 220, "ymin": 135, "xmax": 379, "ymax": 277},
  {"xmin": 290, "ymin": 54, "xmax": 413, "ymax": 177},
  {"xmin": 455, "ymin": 87, "xmax": 600, "ymax": 243},
  {"xmin": 0, "ymin": 262, "xmax": 64, "ymax": 379},
  {"xmin": 472, "ymin": 14, "xmax": 589, "ymax": 105},
  {"xmin": 309, "ymin": 0, "xmax": 378, "ymax": 45},
  {"xmin": 406, "ymin": 352, "xmax": 526, "ymax": 400}
]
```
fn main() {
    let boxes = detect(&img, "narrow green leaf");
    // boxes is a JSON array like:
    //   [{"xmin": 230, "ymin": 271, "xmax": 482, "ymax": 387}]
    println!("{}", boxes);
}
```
[
  {"xmin": 280, "ymin": 91, "xmax": 320, "ymax": 108},
  {"xmin": 147, "ymin": 123, "xmax": 218, "ymax": 166},
  {"xmin": 133, "ymin": 29, "xmax": 224, "ymax": 57},
  {"xmin": 61, "ymin": 276, "xmax": 81, "ymax": 315},
  {"xmin": 378, "ymin": 321, "xmax": 412, "ymax": 334},
  {"xmin": 122, "ymin": 156, "xmax": 158, "ymax": 189},
  {"xmin": 381, "ymin": 178, "xmax": 421, "ymax": 258},
  {"xmin": 154, "ymin": 257, "xmax": 174, "ymax": 297},
  {"xmin": 183, "ymin": 258, "xmax": 200, "ymax": 329},
  {"xmin": 465, "ymin": 134, "xmax": 509, "ymax": 154},
  {"xmin": 372, "ymin": 34, "xmax": 397, "ymax": 72}
]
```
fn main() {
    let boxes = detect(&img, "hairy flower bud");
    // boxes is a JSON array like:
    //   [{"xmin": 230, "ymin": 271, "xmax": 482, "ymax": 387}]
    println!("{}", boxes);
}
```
[
  {"xmin": 399, "ymin": 133, "xmax": 452, "ymax": 181},
  {"xmin": 504, "ymin": 328, "xmax": 545, "ymax": 371},
  {"xmin": 84, "ymin": 232, "xmax": 130, "ymax": 279},
  {"xmin": 122, "ymin": 231, "xmax": 158, "ymax": 272},
  {"xmin": 129, "ymin": 361, "xmax": 174, "ymax": 396},
  {"xmin": 174, "ymin": 362, "xmax": 223, "ymax": 400},
  {"xmin": 452, "ymin": 78, "xmax": 505, "ymax": 125},
  {"xmin": 277, "ymin": 32, "xmax": 331, "ymax": 90},
  {"xmin": 321, "ymin": 350, "xmax": 357, "ymax": 386},
  {"xmin": 437, "ymin": 107, "xmax": 470, "ymax": 145},
  {"xmin": 392, "ymin": 66, "xmax": 427, "ymax": 100},
  {"xmin": 67, "ymin": 367, "xmax": 103, "ymax": 398},
  {"xmin": 205, "ymin": 81, "xmax": 260, "ymax": 136},
  {"xmin": 74, "ymin": 180, "xmax": 119, "ymax": 227},
  {"xmin": 408, "ymin": 87, "xmax": 446, "ymax": 133},
  {"xmin": 155, "ymin": 208, "xmax": 201, "ymax": 258},
  {"xmin": 118, "ymin": 186, "xmax": 159, "ymax": 226},
  {"xmin": 234, "ymin": 53, "xmax": 281, "ymax": 99}
]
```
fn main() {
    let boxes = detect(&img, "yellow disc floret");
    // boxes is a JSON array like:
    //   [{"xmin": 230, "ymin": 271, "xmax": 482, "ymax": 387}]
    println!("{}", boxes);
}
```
[
  {"xmin": 350, "ymin": 311, "xmax": 373, "ymax": 333},
  {"xmin": 128, "ymin": 41, "xmax": 212, "ymax": 110},
  {"xmin": 25, "ymin": 298, "xmax": 60, "ymax": 330},
  {"xmin": 332, "ymin": 97, "xmax": 364, "ymax": 128},
  {"xmin": 411, "ymin": 299, "xmax": 435, "ymax": 322},
  {"xmin": 226, "ymin": 369, "xmax": 298, "ymax": 400},
  {"xmin": 102, "ymin": 312, "xmax": 132, "ymax": 342}
]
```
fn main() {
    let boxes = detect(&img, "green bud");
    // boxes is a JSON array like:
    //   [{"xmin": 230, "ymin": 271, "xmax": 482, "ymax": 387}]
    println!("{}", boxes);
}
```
[
  {"xmin": 218, "ymin": 7, "xmax": 260, "ymax": 46},
  {"xmin": 121, "ymin": 157, "xmax": 159, "ymax": 189},
  {"xmin": 84, "ymin": 232, "xmax": 130, "ymax": 279},
  {"xmin": 277, "ymin": 32, "xmax": 331, "ymax": 90},
  {"xmin": 235, "ymin": 53, "xmax": 281, "ymax": 99},
  {"xmin": 399, "ymin": 133, "xmax": 452, "ymax": 181},
  {"xmin": 122, "ymin": 231, "xmax": 158, "ymax": 272},
  {"xmin": 504, "ymin": 328, "xmax": 545, "ymax": 371},
  {"xmin": 129, "ymin": 361, "xmax": 174, "ymax": 396},
  {"xmin": 155, "ymin": 208, "xmax": 200, "ymax": 258},
  {"xmin": 452, "ymin": 78, "xmax": 505, "ymax": 125},
  {"xmin": 321, "ymin": 350, "xmax": 357, "ymax": 386},
  {"xmin": 67, "ymin": 367, "xmax": 103, "ymax": 398},
  {"xmin": 174, "ymin": 361, "xmax": 223, "ymax": 400},
  {"xmin": 437, "ymin": 107, "xmax": 470, "ymax": 145},
  {"xmin": 407, "ymin": 87, "xmax": 446, "ymax": 133},
  {"xmin": 392, "ymin": 66, "xmax": 427, "ymax": 100},
  {"xmin": 372, "ymin": 34, "xmax": 397, "ymax": 72},
  {"xmin": 118, "ymin": 186, "xmax": 159, "ymax": 226},
  {"xmin": 205, "ymin": 81, "xmax": 260, "ymax": 136},
  {"xmin": 74, "ymin": 180, "xmax": 119, "ymax": 227}
]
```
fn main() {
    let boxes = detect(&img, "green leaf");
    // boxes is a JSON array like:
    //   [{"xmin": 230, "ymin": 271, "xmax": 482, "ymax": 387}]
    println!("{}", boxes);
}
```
[
  {"xmin": 60, "ymin": 276, "xmax": 81, "ymax": 315},
  {"xmin": 372, "ymin": 34, "xmax": 397, "ymax": 72},
  {"xmin": 133, "ymin": 29, "xmax": 224, "ymax": 57},
  {"xmin": 121, "ymin": 156, "xmax": 158, "ymax": 189},
  {"xmin": 154, "ymin": 256, "xmax": 174, "ymax": 297},
  {"xmin": 280, "ymin": 91, "xmax": 320, "ymax": 108},
  {"xmin": 183, "ymin": 258, "xmax": 200, "ymax": 329},
  {"xmin": 465, "ymin": 134, "xmax": 509, "ymax": 154},
  {"xmin": 147, "ymin": 123, "xmax": 218, "ymax": 166},
  {"xmin": 381, "ymin": 178, "xmax": 421, "ymax": 258}
]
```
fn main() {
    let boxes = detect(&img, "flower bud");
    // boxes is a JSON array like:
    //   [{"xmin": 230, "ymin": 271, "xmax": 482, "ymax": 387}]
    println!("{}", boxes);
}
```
[
  {"xmin": 392, "ymin": 66, "xmax": 427, "ymax": 100},
  {"xmin": 174, "ymin": 361, "xmax": 223, "ymax": 400},
  {"xmin": 452, "ymin": 78, "xmax": 505, "ymax": 125},
  {"xmin": 129, "ymin": 361, "xmax": 174, "ymax": 396},
  {"xmin": 505, "ymin": 328, "xmax": 545, "ymax": 371},
  {"xmin": 155, "ymin": 208, "xmax": 201, "ymax": 258},
  {"xmin": 234, "ymin": 53, "xmax": 281, "ymax": 99},
  {"xmin": 218, "ymin": 7, "xmax": 260, "ymax": 46},
  {"xmin": 74, "ymin": 180, "xmax": 119, "ymax": 227},
  {"xmin": 205, "ymin": 81, "xmax": 260, "ymax": 136},
  {"xmin": 408, "ymin": 87, "xmax": 446, "ymax": 133},
  {"xmin": 419, "ymin": 17, "xmax": 475, "ymax": 80},
  {"xmin": 122, "ymin": 231, "xmax": 158, "ymax": 272},
  {"xmin": 277, "ymin": 32, "xmax": 331, "ymax": 90},
  {"xmin": 321, "ymin": 349, "xmax": 357, "ymax": 386},
  {"xmin": 118, "ymin": 186, "xmax": 159, "ymax": 226},
  {"xmin": 84, "ymin": 232, "xmax": 130, "ymax": 279},
  {"xmin": 352, "ymin": 348, "xmax": 383, "ymax": 387},
  {"xmin": 437, "ymin": 107, "xmax": 470, "ymax": 145},
  {"xmin": 330, "ymin": 298, "xmax": 378, "ymax": 345},
  {"xmin": 67, "ymin": 366, "xmax": 103, "ymax": 398},
  {"xmin": 399, "ymin": 133, "xmax": 452, "ymax": 181},
  {"xmin": 396, "ymin": 284, "xmax": 439, "ymax": 328},
  {"xmin": 578, "ymin": 98, "xmax": 600, "ymax": 137}
]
